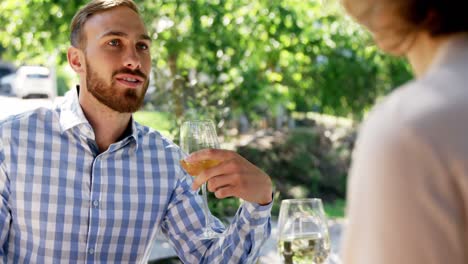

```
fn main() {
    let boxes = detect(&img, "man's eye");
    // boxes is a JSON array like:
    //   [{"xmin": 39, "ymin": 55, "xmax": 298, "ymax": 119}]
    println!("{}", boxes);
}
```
[
  {"xmin": 137, "ymin": 43, "xmax": 149, "ymax": 50},
  {"xmin": 108, "ymin": 39, "xmax": 120, "ymax": 46}
]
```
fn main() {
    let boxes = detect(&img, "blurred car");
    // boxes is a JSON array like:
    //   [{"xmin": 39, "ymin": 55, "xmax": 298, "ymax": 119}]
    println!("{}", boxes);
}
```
[
  {"xmin": 0, "ymin": 62, "xmax": 16, "ymax": 94},
  {"xmin": 1, "ymin": 65, "xmax": 55, "ymax": 99}
]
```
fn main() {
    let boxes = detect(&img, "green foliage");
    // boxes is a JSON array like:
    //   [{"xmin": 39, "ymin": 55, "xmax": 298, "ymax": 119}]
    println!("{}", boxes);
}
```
[
  {"xmin": 208, "ymin": 196, "xmax": 241, "ymax": 222},
  {"xmin": 133, "ymin": 111, "xmax": 174, "ymax": 138},
  {"xmin": 0, "ymin": 44, "xmax": 5, "ymax": 59},
  {"xmin": 56, "ymin": 74, "xmax": 68, "ymax": 96},
  {"xmin": 323, "ymin": 199, "xmax": 345, "ymax": 218},
  {"xmin": 0, "ymin": 0, "xmax": 411, "ymax": 129},
  {"xmin": 56, "ymin": 66, "xmax": 73, "ymax": 96},
  {"xmin": 138, "ymin": 0, "xmax": 412, "ymax": 123},
  {"xmin": 237, "ymin": 126, "xmax": 353, "ymax": 205},
  {"xmin": 0, "ymin": 0, "xmax": 85, "ymax": 64}
]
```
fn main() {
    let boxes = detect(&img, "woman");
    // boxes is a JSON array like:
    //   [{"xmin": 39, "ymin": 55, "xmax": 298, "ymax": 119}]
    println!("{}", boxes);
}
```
[{"xmin": 341, "ymin": 1, "xmax": 468, "ymax": 263}]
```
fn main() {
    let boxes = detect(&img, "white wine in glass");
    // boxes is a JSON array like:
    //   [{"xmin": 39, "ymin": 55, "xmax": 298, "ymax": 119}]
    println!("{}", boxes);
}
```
[
  {"xmin": 277, "ymin": 198, "xmax": 331, "ymax": 264},
  {"xmin": 179, "ymin": 120, "xmax": 224, "ymax": 240}
]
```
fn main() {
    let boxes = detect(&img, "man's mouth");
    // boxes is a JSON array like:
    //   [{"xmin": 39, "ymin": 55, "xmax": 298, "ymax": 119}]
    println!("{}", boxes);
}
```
[
  {"xmin": 122, "ymin": 77, "xmax": 139, "ymax": 83},
  {"xmin": 115, "ymin": 74, "xmax": 145, "ymax": 88}
]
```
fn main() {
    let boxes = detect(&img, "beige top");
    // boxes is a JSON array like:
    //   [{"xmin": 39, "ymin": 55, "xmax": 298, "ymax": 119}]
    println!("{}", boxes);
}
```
[{"xmin": 342, "ymin": 34, "xmax": 468, "ymax": 264}]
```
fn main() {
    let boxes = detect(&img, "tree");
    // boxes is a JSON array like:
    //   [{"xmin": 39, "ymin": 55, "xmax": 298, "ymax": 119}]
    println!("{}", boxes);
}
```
[
  {"xmin": 0, "ymin": 0, "xmax": 84, "ymax": 64},
  {"xmin": 0, "ymin": 0, "xmax": 412, "ymax": 129},
  {"xmin": 139, "ymin": 0, "xmax": 411, "ymax": 125},
  {"xmin": 0, "ymin": 44, "xmax": 5, "ymax": 59}
]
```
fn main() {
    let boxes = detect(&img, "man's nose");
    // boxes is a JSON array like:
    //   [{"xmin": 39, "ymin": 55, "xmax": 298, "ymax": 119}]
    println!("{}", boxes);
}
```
[{"xmin": 123, "ymin": 47, "xmax": 141, "ymax": 70}]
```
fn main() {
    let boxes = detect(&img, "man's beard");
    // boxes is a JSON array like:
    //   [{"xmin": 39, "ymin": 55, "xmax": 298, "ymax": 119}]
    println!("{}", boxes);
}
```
[{"xmin": 85, "ymin": 61, "xmax": 149, "ymax": 113}]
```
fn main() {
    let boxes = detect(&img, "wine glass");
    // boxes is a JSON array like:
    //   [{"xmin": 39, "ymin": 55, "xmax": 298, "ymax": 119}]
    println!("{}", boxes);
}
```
[
  {"xmin": 277, "ymin": 198, "xmax": 331, "ymax": 264},
  {"xmin": 179, "ymin": 120, "xmax": 224, "ymax": 240}
]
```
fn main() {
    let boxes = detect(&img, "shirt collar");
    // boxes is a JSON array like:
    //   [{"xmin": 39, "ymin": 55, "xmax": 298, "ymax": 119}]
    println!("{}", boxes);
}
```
[
  {"xmin": 59, "ymin": 86, "xmax": 93, "ymax": 136},
  {"xmin": 58, "ymin": 86, "xmax": 140, "ymax": 144},
  {"xmin": 428, "ymin": 33, "xmax": 468, "ymax": 74},
  {"xmin": 120, "ymin": 116, "xmax": 140, "ymax": 144}
]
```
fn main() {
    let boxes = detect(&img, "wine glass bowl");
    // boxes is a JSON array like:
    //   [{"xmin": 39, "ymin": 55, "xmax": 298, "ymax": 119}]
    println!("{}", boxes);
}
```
[
  {"xmin": 179, "ymin": 120, "xmax": 224, "ymax": 239},
  {"xmin": 277, "ymin": 198, "xmax": 331, "ymax": 264},
  {"xmin": 179, "ymin": 159, "xmax": 221, "ymax": 176}
]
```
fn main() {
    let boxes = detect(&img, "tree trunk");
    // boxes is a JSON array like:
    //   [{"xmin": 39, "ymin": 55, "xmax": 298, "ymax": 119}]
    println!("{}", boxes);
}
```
[{"xmin": 168, "ymin": 52, "xmax": 184, "ymax": 119}]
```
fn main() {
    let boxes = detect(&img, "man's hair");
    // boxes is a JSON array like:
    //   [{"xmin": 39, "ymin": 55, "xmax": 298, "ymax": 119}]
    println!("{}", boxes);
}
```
[{"xmin": 70, "ymin": 0, "xmax": 139, "ymax": 48}]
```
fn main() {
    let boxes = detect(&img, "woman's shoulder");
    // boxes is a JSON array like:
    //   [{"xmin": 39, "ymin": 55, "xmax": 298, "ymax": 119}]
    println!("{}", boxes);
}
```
[
  {"xmin": 380, "ymin": 67, "xmax": 465, "ymax": 117},
  {"xmin": 361, "ymin": 69, "xmax": 468, "ymax": 155}
]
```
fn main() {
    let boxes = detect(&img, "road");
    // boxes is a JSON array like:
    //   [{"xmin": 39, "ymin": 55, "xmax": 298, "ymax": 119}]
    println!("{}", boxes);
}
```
[{"xmin": 0, "ymin": 94, "xmax": 61, "ymax": 120}]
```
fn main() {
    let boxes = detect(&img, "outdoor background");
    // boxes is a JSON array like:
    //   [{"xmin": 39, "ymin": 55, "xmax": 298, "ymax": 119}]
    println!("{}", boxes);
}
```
[{"xmin": 0, "ymin": 0, "xmax": 413, "ymax": 221}]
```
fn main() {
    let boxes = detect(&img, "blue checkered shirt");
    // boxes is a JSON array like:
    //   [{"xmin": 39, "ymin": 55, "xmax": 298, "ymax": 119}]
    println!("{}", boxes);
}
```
[{"xmin": 0, "ymin": 89, "xmax": 272, "ymax": 263}]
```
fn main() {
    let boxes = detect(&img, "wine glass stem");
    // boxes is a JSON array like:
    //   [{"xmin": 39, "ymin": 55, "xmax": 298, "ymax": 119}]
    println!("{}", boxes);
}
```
[{"xmin": 201, "ymin": 183, "xmax": 213, "ymax": 230}]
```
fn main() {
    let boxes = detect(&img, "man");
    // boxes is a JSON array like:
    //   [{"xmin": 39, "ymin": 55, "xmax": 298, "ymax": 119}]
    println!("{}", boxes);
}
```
[{"xmin": 0, "ymin": 0, "xmax": 273, "ymax": 262}]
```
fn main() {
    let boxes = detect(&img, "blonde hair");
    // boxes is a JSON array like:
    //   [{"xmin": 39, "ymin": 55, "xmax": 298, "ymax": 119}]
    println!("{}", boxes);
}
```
[{"xmin": 70, "ymin": 0, "xmax": 140, "ymax": 48}]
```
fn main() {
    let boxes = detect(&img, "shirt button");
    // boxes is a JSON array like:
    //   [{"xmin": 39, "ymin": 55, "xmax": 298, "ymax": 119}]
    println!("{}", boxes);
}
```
[
  {"xmin": 92, "ymin": 200, "xmax": 99, "ymax": 208},
  {"xmin": 88, "ymin": 248, "xmax": 94, "ymax": 255}
]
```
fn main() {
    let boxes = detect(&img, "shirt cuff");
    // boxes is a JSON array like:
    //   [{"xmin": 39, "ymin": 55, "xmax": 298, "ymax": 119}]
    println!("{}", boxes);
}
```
[{"xmin": 239, "ymin": 199, "xmax": 273, "ymax": 227}]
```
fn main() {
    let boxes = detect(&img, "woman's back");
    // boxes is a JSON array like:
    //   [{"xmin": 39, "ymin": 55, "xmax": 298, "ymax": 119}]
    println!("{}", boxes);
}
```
[{"xmin": 342, "ymin": 34, "xmax": 468, "ymax": 264}]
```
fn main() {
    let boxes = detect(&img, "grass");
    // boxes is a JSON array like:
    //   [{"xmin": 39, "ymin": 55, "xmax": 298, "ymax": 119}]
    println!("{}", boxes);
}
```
[
  {"xmin": 133, "ymin": 111, "xmax": 174, "ymax": 138},
  {"xmin": 270, "ymin": 198, "xmax": 346, "ymax": 220}
]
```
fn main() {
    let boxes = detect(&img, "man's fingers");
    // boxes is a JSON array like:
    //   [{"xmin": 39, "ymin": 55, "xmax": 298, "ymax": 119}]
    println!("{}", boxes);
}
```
[
  {"xmin": 207, "ymin": 175, "xmax": 233, "ymax": 193},
  {"xmin": 191, "ymin": 172, "xmax": 206, "ymax": 190},
  {"xmin": 190, "ymin": 158, "xmax": 234, "ymax": 189},
  {"xmin": 214, "ymin": 186, "xmax": 235, "ymax": 199}
]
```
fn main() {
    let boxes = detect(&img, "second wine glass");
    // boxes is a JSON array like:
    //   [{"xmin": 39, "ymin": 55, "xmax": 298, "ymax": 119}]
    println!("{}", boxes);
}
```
[
  {"xmin": 179, "ymin": 120, "xmax": 224, "ymax": 240},
  {"xmin": 277, "ymin": 198, "xmax": 331, "ymax": 264}
]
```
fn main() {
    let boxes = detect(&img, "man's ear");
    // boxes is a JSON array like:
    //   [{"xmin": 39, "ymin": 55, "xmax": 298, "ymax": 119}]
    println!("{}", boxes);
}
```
[{"xmin": 67, "ymin": 46, "xmax": 85, "ymax": 74}]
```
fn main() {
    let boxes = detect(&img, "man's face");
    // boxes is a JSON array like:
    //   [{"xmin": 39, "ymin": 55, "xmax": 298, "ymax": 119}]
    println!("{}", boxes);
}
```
[{"xmin": 81, "ymin": 6, "xmax": 152, "ymax": 113}]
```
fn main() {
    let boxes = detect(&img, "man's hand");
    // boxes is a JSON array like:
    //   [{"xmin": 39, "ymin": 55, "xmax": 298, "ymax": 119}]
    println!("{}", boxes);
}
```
[{"xmin": 186, "ymin": 149, "xmax": 273, "ymax": 205}]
